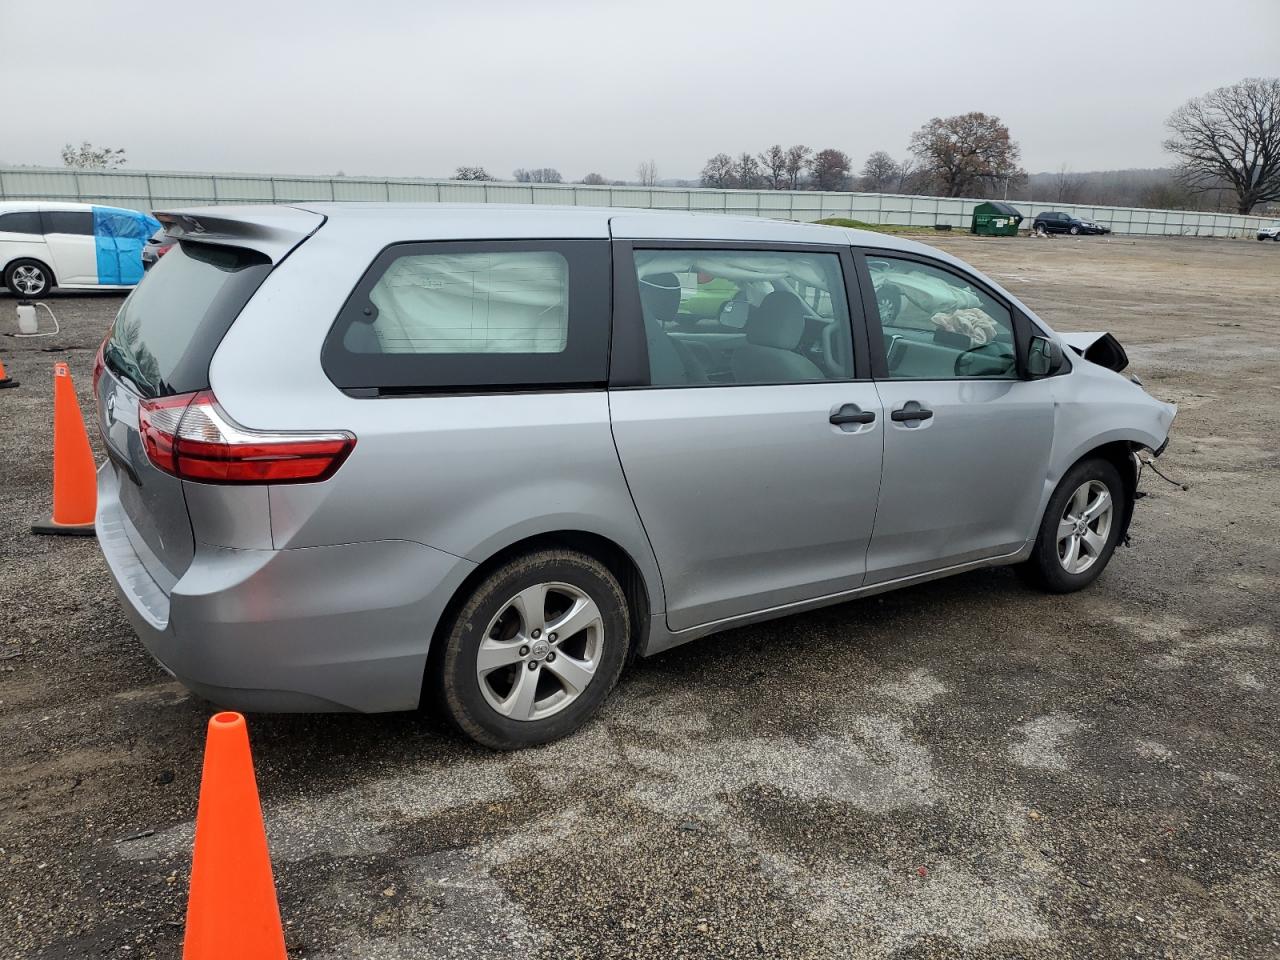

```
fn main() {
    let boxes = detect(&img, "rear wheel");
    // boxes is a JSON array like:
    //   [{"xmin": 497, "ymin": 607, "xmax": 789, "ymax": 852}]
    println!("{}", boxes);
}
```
[
  {"xmin": 5, "ymin": 259, "xmax": 54, "ymax": 297},
  {"xmin": 1020, "ymin": 458, "xmax": 1125, "ymax": 593},
  {"xmin": 436, "ymin": 549, "xmax": 629, "ymax": 749},
  {"xmin": 1035, "ymin": 223, "xmax": 1048, "ymax": 237},
  {"xmin": 1069, "ymin": 225, "xmax": 1081, "ymax": 236}
]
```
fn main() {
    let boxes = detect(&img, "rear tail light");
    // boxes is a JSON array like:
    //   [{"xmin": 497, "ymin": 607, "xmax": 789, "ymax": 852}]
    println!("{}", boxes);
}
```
[{"xmin": 138, "ymin": 390, "xmax": 355, "ymax": 484}]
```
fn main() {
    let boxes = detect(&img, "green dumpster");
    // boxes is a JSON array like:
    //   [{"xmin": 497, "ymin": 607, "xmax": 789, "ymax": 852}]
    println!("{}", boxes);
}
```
[{"xmin": 971, "ymin": 201, "xmax": 1024, "ymax": 236}]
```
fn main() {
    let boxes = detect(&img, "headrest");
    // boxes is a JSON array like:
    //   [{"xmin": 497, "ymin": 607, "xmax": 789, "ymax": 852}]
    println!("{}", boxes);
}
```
[
  {"xmin": 639, "ymin": 272, "xmax": 681, "ymax": 323},
  {"xmin": 747, "ymin": 291, "xmax": 806, "ymax": 349}
]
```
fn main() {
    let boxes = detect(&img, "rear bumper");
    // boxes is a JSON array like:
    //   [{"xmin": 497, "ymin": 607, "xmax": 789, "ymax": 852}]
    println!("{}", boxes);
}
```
[{"xmin": 96, "ymin": 464, "xmax": 476, "ymax": 713}]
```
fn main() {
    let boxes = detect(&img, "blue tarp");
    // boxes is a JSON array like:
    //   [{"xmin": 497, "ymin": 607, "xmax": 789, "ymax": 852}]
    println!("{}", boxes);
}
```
[{"xmin": 94, "ymin": 207, "xmax": 161, "ymax": 285}]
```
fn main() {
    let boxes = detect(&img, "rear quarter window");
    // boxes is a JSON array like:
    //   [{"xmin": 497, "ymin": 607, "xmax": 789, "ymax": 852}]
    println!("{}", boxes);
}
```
[
  {"xmin": 0, "ymin": 211, "xmax": 43, "ymax": 235},
  {"xmin": 323, "ymin": 240, "xmax": 610, "ymax": 393}
]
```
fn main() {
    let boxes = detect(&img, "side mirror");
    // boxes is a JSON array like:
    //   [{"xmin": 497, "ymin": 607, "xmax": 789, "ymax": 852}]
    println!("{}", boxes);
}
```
[{"xmin": 1026, "ymin": 335, "xmax": 1064, "ymax": 378}]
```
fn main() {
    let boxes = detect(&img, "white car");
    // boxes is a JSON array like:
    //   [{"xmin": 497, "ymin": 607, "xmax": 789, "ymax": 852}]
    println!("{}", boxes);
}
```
[
  {"xmin": 1257, "ymin": 224, "xmax": 1280, "ymax": 242},
  {"xmin": 0, "ymin": 201, "xmax": 160, "ymax": 297}
]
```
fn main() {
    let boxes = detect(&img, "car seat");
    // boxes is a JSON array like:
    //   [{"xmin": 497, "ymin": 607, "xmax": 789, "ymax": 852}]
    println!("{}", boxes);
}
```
[{"xmin": 730, "ymin": 291, "xmax": 824, "ymax": 383}]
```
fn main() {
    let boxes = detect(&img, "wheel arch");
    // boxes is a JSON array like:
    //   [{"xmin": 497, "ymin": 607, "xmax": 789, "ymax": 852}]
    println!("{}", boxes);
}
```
[
  {"xmin": 1055, "ymin": 439, "xmax": 1142, "ymax": 544},
  {"xmin": 4, "ymin": 255, "xmax": 58, "ymax": 292},
  {"xmin": 423, "ymin": 529, "xmax": 655, "ymax": 703}
]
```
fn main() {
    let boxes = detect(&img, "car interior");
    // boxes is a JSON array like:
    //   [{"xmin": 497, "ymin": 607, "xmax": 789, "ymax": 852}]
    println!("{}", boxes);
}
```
[
  {"xmin": 635, "ymin": 252, "xmax": 853, "ymax": 385},
  {"xmin": 868, "ymin": 258, "xmax": 1017, "ymax": 379},
  {"xmin": 635, "ymin": 252, "xmax": 1017, "ymax": 384}
]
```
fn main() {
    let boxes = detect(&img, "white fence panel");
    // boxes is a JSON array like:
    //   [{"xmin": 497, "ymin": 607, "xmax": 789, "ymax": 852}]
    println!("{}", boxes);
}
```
[{"xmin": 2, "ymin": 167, "xmax": 1276, "ymax": 237}]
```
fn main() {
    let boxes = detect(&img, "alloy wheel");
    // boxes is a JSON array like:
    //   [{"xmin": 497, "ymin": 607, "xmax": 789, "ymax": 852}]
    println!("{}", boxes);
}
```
[
  {"xmin": 11, "ymin": 265, "xmax": 47, "ymax": 295},
  {"xmin": 476, "ymin": 581, "xmax": 604, "ymax": 721},
  {"xmin": 1056, "ymin": 480, "xmax": 1113, "ymax": 574}
]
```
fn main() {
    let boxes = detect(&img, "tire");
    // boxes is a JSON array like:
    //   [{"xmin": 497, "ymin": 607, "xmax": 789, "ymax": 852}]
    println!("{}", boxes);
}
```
[
  {"xmin": 1069, "ymin": 225, "xmax": 1081, "ymax": 236},
  {"xmin": 1274, "ymin": 234, "xmax": 1280, "ymax": 242},
  {"xmin": 1020, "ymin": 458, "xmax": 1126, "ymax": 593},
  {"xmin": 5, "ymin": 259, "xmax": 54, "ymax": 297},
  {"xmin": 436, "ymin": 549, "xmax": 630, "ymax": 749},
  {"xmin": 1035, "ymin": 224, "xmax": 1048, "ymax": 237}
]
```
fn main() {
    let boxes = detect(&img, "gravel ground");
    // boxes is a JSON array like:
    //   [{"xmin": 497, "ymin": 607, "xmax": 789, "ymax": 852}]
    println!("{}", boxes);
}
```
[{"xmin": 1, "ymin": 235, "xmax": 1277, "ymax": 959}]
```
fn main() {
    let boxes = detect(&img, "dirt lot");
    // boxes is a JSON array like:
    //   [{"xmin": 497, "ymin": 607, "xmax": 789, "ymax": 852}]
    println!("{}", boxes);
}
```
[{"xmin": 1, "ymin": 235, "xmax": 1277, "ymax": 959}]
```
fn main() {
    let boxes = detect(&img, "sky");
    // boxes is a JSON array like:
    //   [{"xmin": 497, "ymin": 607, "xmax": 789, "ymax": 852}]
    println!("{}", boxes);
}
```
[{"xmin": 2, "ymin": 0, "xmax": 1277, "ymax": 181}]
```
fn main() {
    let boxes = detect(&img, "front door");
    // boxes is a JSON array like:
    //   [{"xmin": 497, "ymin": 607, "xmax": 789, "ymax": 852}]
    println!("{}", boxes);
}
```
[
  {"xmin": 859, "ymin": 251, "xmax": 1055, "ymax": 583},
  {"xmin": 609, "ymin": 242, "xmax": 883, "ymax": 632}
]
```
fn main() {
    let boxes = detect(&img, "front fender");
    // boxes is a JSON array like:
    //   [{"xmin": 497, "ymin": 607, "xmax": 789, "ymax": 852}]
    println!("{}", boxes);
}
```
[{"xmin": 1030, "ymin": 364, "xmax": 1177, "ymax": 541}]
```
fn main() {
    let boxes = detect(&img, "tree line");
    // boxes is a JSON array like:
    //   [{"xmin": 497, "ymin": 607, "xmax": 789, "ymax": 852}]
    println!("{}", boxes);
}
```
[{"xmin": 698, "ymin": 112, "xmax": 1024, "ymax": 196}]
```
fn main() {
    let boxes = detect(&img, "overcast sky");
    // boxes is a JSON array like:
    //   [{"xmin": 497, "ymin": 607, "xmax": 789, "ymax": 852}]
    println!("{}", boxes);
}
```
[{"xmin": 4, "ymin": 0, "xmax": 1277, "ymax": 180}]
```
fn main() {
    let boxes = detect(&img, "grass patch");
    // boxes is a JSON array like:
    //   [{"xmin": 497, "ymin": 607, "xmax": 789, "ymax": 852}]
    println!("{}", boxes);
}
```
[{"xmin": 815, "ymin": 217, "xmax": 940, "ymax": 235}]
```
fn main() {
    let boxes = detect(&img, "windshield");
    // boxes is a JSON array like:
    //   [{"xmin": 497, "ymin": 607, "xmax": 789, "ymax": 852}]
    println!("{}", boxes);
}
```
[{"xmin": 105, "ymin": 242, "xmax": 271, "ymax": 398}]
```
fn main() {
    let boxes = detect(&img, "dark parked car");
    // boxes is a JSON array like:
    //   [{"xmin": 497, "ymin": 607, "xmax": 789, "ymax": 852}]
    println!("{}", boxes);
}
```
[
  {"xmin": 1033, "ymin": 212, "xmax": 1110, "ymax": 236},
  {"xmin": 141, "ymin": 228, "xmax": 175, "ymax": 270}
]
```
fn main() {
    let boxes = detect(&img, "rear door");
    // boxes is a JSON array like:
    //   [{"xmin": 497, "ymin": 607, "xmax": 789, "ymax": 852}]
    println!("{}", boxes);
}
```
[
  {"xmin": 608, "ymin": 240, "xmax": 884, "ymax": 632},
  {"xmin": 856, "ymin": 249, "xmax": 1054, "ymax": 583},
  {"xmin": 40, "ymin": 209, "xmax": 98, "ymax": 284},
  {"xmin": 97, "ymin": 242, "xmax": 275, "ymax": 588}
]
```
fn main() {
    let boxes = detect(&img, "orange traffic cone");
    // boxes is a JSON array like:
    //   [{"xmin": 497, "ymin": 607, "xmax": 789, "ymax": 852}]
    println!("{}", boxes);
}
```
[
  {"xmin": 32, "ymin": 362, "xmax": 96, "ymax": 536},
  {"xmin": 0, "ymin": 356, "xmax": 17, "ymax": 389},
  {"xmin": 184, "ymin": 712, "xmax": 287, "ymax": 960}
]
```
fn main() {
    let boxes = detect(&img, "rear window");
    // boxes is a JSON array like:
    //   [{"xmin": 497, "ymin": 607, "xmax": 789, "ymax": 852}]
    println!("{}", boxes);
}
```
[
  {"xmin": 322, "ymin": 240, "xmax": 610, "ymax": 393},
  {"xmin": 104, "ymin": 242, "xmax": 271, "ymax": 398}
]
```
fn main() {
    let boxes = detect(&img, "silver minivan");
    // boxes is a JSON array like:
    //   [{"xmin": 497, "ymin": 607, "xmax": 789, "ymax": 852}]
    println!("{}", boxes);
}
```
[{"xmin": 95, "ymin": 204, "xmax": 1175, "ymax": 749}]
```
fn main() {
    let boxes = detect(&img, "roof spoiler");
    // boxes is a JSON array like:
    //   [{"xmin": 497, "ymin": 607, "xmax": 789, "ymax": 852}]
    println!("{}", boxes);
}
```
[{"xmin": 154, "ymin": 205, "xmax": 325, "ymax": 263}]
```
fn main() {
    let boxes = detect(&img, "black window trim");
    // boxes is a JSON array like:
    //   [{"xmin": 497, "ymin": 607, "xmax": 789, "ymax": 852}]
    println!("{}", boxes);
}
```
[
  {"xmin": 852, "ymin": 246, "xmax": 1040, "ymax": 382},
  {"xmin": 322, "ymin": 238, "xmax": 613, "ymax": 397},
  {"xmin": 0, "ymin": 209, "xmax": 45, "ymax": 236},
  {"xmin": 40, "ymin": 209, "xmax": 95, "ymax": 236},
  {"xmin": 608, "ymin": 238, "xmax": 874, "ymax": 389}
]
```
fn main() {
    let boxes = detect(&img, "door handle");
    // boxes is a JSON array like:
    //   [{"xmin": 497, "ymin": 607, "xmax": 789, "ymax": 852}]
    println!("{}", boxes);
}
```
[
  {"xmin": 891, "ymin": 405, "xmax": 934, "ymax": 423},
  {"xmin": 830, "ymin": 406, "xmax": 876, "ymax": 426}
]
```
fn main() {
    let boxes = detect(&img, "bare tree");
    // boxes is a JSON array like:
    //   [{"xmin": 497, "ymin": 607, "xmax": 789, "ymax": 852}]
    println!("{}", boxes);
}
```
[
  {"xmin": 61, "ymin": 142, "xmax": 127, "ymax": 169},
  {"xmin": 1053, "ymin": 164, "xmax": 1088, "ymax": 203},
  {"xmin": 860, "ymin": 151, "xmax": 900, "ymax": 192},
  {"xmin": 784, "ymin": 145, "xmax": 812, "ymax": 190},
  {"xmin": 701, "ymin": 153, "xmax": 736, "ymax": 189},
  {"xmin": 1164, "ymin": 77, "xmax": 1280, "ymax": 214},
  {"xmin": 809, "ymin": 149, "xmax": 852, "ymax": 191},
  {"xmin": 894, "ymin": 157, "xmax": 921, "ymax": 194},
  {"xmin": 909, "ymin": 112, "xmax": 1024, "ymax": 197},
  {"xmin": 758, "ymin": 144, "xmax": 788, "ymax": 189},
  {"xmin": 636, "ymin": 159, "xmax": 659, "ymax": 186},
  {"xmin": 733, "ymin": 152, "xmax": 762, "ymax": 189},
  {"xmin": 581, "ymin": 172, "xmax": 608, "ymax": 185},
  {"xmin": 514, "ymin": 168, "xmax": 562, "ymax": 183},
  {"xmin": 453, "ymin": 166, "xmax": 495, "ymax": 181}
]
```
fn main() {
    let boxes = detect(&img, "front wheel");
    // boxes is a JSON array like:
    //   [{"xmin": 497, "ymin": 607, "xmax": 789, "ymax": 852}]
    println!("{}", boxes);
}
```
[
  {"xmin": 1069, "ymin": 225, "xmax": 1081, "ymax": 235},
  {"xmin": 1020, "ymin": 458, "xmax": 1125, "ymax": 593},
  {"xmin": 436, "ymin": 549, "xmax": 630, "ymax": 749}
]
